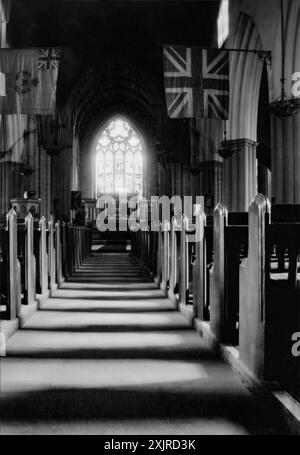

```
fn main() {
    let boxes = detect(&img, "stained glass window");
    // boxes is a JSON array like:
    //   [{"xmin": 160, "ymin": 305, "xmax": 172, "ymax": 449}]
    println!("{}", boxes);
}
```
[{"xmin": 96, "ymin": 118, "xmax": 143, "ymax": 195}]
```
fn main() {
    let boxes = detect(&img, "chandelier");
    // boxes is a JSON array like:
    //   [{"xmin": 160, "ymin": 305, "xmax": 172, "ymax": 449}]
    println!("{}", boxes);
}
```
[
  {"xmin": 38, "ymin": 111, "xmax": 73, "ymax": 157},
  {"xmin": 218, "ymin": 130, "xmax": 235, "ymax": 159},
  {"xmin": 269, "ymin": 85, "xmax": 300, "ymax": 118}
]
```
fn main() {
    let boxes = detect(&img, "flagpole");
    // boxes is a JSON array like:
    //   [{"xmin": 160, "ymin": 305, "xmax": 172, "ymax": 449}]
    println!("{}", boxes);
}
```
[
  {"xmin": 161, "ymin": 44, "xmax": 271, "ymax": 58},
  {"xmin": 0, "ymin": 46, "xmax": 68, "ymax": 50}
]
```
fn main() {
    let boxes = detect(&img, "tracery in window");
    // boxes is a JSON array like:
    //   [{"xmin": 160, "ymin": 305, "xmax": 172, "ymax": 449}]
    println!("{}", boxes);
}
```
[{"xmin": 96, "ymin": 118, "xmax": 143, "ymax": 195}]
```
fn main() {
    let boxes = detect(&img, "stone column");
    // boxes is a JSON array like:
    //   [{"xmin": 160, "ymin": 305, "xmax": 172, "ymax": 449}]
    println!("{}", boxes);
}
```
[
  {"xmin": 182, "ymin": 164, "xmax": 191, "ymax": 197},
  {"xmin": 189, "ymin": 161, "xmax": 223, "ymax": 215},
  {"xmin": 0, "ymin": 161, "xmax": 23, "ymax": 215},
  {"xmin": 271, "ymin": 113, "xmax": 300, "ymax": 204},
  {"xmin": 51, "ymin": 147, "xmax": 73, "ymax": 220},
  {"xmin": 146, "ymin": 142, "xmax": 159, "ymax": 198},
  {"xmin": 157, "ymin": 150, "xmax": 169, "ymax": 197},
  {"xmin": 169, "ymin": 162, "xmax": 178, "ymax": 196},
  {"xmin": 38, "ymin": 147, "xmax": 51, "ymax": 219},
  {"xmin": 223, "ymin": 138, "xmax": 257, "ymax": 212}
]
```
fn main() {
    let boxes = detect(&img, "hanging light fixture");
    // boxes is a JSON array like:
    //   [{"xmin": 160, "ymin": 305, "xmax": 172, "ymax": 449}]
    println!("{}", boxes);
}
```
[
  {"xmin": 269, "ymin": 0, "xmax": 300, "ymax": 117},
  {"xmin": 218, "ymin": 129, "xmax": 235, "ymax": 159},
  {"xmin": 38, "ymin": 111, "xmax": 73, "ymax": 157},
  {"xmin": 19, "ymin": 128, "xmax": 38, "ymax": 176},
  {"xmin": 188, "ymin": 123, "xmax": 204, "ymax": 174},
  {"xmin": 19, "ymin": 164, "xmax": 35, "ymax": 176}
]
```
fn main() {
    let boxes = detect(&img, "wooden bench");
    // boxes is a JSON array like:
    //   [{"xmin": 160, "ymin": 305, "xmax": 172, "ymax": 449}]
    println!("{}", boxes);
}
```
[
  {"xmin": 209, "ymin": 205, "xmax": 248, "ymax": 344},
  {"xmin": 240, "ymin": 194, "xmax": 300, "ymax": 399},
  {"xmin": 0, "ymin": 209, "xmax": 21, "ymax": 320}
]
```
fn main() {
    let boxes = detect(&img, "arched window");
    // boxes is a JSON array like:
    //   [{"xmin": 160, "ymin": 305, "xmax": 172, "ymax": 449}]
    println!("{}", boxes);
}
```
[{"xmin": 96, "ymin": 118, "xmax": 143, "ymax": 195}]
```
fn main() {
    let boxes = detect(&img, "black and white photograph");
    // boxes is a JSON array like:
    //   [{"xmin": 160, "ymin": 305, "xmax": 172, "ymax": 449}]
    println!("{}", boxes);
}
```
[{"xmin": 0, "ymin": 0, "xmax": 300, "ymax": 439}]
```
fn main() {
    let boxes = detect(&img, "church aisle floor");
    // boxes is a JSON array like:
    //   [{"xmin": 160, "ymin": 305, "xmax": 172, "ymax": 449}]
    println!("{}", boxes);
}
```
[{"xmin": 0, "ymin": 253, "xmax": 287, "ymax": 435}]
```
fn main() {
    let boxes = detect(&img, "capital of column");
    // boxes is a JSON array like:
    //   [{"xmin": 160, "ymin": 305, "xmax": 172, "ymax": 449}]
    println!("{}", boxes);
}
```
[
  {"xmin": 222, "ymin": 138, "xmax": 258, "ymax": 212},
  {"xmin": 219, "ymin": 138, "xmax": 258, "ymax": 159}
]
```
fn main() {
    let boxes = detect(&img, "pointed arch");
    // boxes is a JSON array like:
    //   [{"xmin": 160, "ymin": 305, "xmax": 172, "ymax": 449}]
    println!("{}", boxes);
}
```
[
  {"xmin": 227, "ymin": 12, "xmax": 265, "ymax": 141},
  {"xmin": 95, "ymin": 116, "xmax": 143, "ymax": 196}
]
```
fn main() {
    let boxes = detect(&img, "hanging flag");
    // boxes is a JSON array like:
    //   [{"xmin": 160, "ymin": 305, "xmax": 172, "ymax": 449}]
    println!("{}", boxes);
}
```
[
  {"xmin": 163, "ymin": 45, "xmax": 229, "ymax": 119},
  {"xmin": 0, "ymin": 0, "xmax": 11, "ymax": 24},
  {"xmin": 0, "ymin": 47, "xmax": 61, "ymax": 114}
]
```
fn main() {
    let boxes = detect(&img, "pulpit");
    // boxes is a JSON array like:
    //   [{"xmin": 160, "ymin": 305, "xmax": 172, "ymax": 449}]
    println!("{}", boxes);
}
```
[{"xmin": 10, "ymin": 198, "xmax": 41, "ymax": 220}]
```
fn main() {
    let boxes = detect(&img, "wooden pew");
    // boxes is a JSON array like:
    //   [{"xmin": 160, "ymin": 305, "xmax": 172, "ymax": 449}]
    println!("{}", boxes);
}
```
[
  {"xmin": 25, "ymin": 213, "xmax": 37, "ymax": 305},
  {"xmin": 192, "ymin": 206, "xmax": 213, "ymax": 321},
  {"xmin": 75, "ymin": 226, "xmax": 81, "ymax": 269},
  {"xmin": 209, "ymin": 205, "xmax": 248, "ymax": 344},
  {"xmin": 168, "ymin": 213, "xmax": 206, "ymax": 308},
  {"xmin": 17, "ymin": 218, "xmax": 26, "ymax": 304},
  {"xmin": 271, "ymin": 205, "xmax": 300, "ymax": 273},
  {"xmin": 17, "ymin": 213, "xmax": 37, "ymax": 306},
  {"xmin": 140, "ymin": 229, "xmax": 148, "ymax": 272},
  {"xmin": 239, "ymin": 194, "xmax": 300, "ymax": 399},
  {"xmin": 143, "ymin": 228, "xmax": 151, "ymax": 272},
  {"xmin": 58, "ymin": 223, "xmax": 91, "ymax": 281},
  {"xmin": 48, "ymin": 216, "xmax": 56, "ymax": 293},
  {"xmin": 131, "ymin": 228, "xmax": 142, "ymax": 262},
  {"xmin": 33, "ymin": 220, "xmax": 41, "ymax": 295},
  {"xmin": 131, "ymin": 218, "xmax": 170, "ymax": 286},
  {"xmin": 139, "ymin": 229, "xmax": 147, "ymax": 270},
  {"xmin": 149, "ymin": 228, "xmax": 158, "ymax": 278},
  {"xmin": 33, "ymin": 216, "xmax": 48, "ymax": 296},
  {"xmin": 155, "ymin": 222, "xmax": 163, "ymax": 287},
  {"xmin": 192, "ymin": 204, "xmax": 206, "ymax": 320},
  {"xmin": 0, "ymin": 209, "xmax": 92, "ymax": 333},
  {"xmin": 168, "ymin": 217, "xmax": 180, "ymax": 303},
  {"xmin": 0, "ymin": 217, "xmax": 10, "ymax": 318},
  {"xmin": 0, "ymin": 209, "xmax": 21, "ymax": 320},
  {"xmin": 40, "ymin": 217, "xmax": 49, "ymax": 295},
  {"xmin": 141, "ymin": 226, "xmax": 158, "ymax": 279},
  {"xmin": 65, "ymin": 224, "xmax": 75, "ymax": 277},
  {"xmin": 160, "ymin": 219, "xmax": 170, "ymax": 295},
  {"xmin": 61, "ymin": 222, "xmax": 68, "ymax": 279},
  {"xmin": 55, "ymin": 221, "xmax": 63, "ymax": 287},
  {"xmin": 179, "ymin": 215, "xmax": 196, "ymax": 309}
]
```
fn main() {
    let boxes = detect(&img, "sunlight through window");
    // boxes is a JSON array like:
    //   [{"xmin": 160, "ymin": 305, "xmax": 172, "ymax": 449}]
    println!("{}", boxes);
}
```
[
  {"xmin": 96, "ymin": 118, "xmax": 143, "ymax": 195},
  {"xmin": 218, "ymin": 0, "xmax": 229, "ymax": 48}
]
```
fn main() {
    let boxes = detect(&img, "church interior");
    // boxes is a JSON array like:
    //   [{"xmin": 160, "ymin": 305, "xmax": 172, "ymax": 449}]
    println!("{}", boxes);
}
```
[{"xmin": 0, "ymin": 0, "xmax": 300, "ymax": 436}]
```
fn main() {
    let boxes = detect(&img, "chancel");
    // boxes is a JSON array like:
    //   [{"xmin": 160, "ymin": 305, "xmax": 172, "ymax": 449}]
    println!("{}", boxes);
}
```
[{"xmin": 0, "ymin": 0, "xmax": 300, "ymax": 436}]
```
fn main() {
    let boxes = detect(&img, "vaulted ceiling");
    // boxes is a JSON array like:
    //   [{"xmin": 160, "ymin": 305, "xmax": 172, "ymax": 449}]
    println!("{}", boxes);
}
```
[
  {"xmin": 7, "ymin": 0, "xmax": 220, "ymax": 153},
  {"xmin": 9, "ymin": 0, "xmax": 220, "ymax": 99}
]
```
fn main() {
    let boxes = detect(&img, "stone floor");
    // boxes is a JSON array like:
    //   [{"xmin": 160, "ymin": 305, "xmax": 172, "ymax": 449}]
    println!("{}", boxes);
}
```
[{"xmin": 0, "ymin": 253, "xmax": 288, "ymax": 435}]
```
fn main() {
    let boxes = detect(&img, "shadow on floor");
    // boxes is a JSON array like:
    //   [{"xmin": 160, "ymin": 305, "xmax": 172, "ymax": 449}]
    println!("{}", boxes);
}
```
[{"xmin": 0, "ymin": 386, "xmax": 287, "ymax": 434}]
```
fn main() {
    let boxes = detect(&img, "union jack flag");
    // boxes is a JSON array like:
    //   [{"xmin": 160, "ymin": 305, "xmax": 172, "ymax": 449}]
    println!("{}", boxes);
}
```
[
  {"xmin": 163, "ymin": 45, "xmax": 229, "ymax": 119},
  {"xmin": 37, "ymin": 48, "xmax": 61, "ymax": 71}
]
